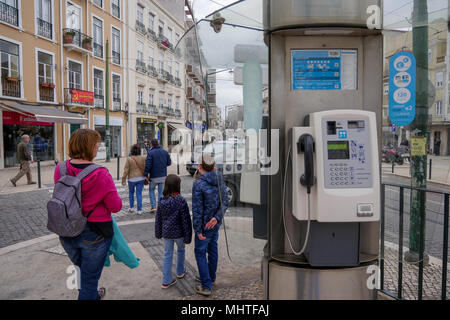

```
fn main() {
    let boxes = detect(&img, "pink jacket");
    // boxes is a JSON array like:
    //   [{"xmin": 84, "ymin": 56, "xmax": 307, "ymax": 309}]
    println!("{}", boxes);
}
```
[{"xmin": 54, "ymin": 161, "xmax": 122, "ymax": 222}]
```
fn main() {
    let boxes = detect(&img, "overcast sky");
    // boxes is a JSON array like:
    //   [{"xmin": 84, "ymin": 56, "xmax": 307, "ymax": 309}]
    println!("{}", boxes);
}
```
[{"xmin": 189, "ymin": 0, "xmax": 450, "ymax": 119}]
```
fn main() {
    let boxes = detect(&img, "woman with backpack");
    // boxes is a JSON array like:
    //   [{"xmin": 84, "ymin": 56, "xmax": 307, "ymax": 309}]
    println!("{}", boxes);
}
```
[
  {"xmin": 122, "ymin": 144, "xmax": 148, "ymax": 214},
  {"xmin": 54, "ymin": 129, "xmax": 122, "ymax": 300},
  {"xmin": 155, "ymin": 174, "xmax": 192, "ymax": 289}
]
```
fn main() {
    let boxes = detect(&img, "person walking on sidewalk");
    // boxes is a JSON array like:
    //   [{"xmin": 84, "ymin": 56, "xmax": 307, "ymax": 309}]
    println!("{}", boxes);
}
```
[
  {"xmin": 55, "ymin": 129, "xmax": 122, "ymax": 300},
  {"xmin": 192, "ymin": 153, "xmax": 229, "ymax": 296},
  {"xmin": 155, "ymin": 174, "xmax": 192, "ymax": 289},
  {"xmin": 10, "ymin": 135, "xmax": 36, "ymax": 187},
  {"xmin": 144, "ymin": 139, "xmax": 172, "ymax": 212},
  {"xmin": 122, "ymin": 144, "xmax": 148, "ymax": 215}
]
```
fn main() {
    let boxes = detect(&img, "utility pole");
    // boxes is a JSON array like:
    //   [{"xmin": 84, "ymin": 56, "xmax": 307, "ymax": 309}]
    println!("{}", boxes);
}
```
[
  {"xmin": 106, "ymin": 39, "xmax": 111, "ymax": 162},
  {"xmin": 406, "ymin": 0, "xmax": 429, "ymax": 264}
]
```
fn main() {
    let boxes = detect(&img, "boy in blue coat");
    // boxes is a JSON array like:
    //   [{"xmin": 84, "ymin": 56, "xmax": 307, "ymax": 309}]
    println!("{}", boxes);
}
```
[
  {"xmin": 144, "ymin": 139, "xmax": 172, "ymax": 211},
  {"xmin": 192, "ymin": 153, "xmax": 229, "ymax": 296}
]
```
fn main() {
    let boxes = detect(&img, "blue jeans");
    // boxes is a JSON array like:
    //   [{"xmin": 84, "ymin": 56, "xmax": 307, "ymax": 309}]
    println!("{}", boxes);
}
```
[
  {"xmin": 59, "ymin": 225, "xmax": 113, "ymax": 300},
  {"xmin": 194, "ymin": 231, "xmax": 219, "ymax": 290},
  {"xmin": 162, "ymin": 238, "xmax": 186, "ymax": 285},
  {"xmin": 149, "ymin": 180, "xmax": 164, "ymax": 208},
  {"xmin": 128, "ymin": 180, "xmax": 145, "ymax": 211}
]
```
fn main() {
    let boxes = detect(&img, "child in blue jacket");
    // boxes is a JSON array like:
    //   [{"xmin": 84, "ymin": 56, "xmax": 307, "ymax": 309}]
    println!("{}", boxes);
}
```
[
  {"xmin": 155, "ymin": 174, "xmax": 192, "ymax": 288},
  {"xmin": 192, "ymin": 153, "xmax": 229, "ymax": 296}
]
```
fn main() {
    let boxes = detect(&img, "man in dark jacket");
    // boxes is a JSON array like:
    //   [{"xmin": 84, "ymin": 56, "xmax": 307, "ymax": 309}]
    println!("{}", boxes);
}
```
[
  {"xmin": 192, "ymin": 153, "xmax": 229, "ymax": 296},
  {"xmin": 10, "ymin": 135, "xmax": 36, "ymax": 187},
  {"xmin": 145, "ymin": 139, "xmax": 172, "ymax": 211}
]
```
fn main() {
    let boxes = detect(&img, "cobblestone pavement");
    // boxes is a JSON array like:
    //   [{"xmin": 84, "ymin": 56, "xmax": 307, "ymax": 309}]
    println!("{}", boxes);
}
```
[
  {"xmin": 382, "ymin": 245, "xmax": 450, "ymax": 300},
  {"xmin": 182, "ymin": 279, "xmax": 263, "ymax": 300}
]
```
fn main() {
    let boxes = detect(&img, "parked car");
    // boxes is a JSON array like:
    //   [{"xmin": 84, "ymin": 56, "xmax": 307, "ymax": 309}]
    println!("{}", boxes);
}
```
[{"xmin": 186, "ymin": 140, "xmax": 245, "ymax": 206}]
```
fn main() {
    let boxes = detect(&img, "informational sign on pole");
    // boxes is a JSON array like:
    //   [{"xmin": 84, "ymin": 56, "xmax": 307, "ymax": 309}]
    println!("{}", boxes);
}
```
[
  {"xmin": 389, "ymin": 51, "xmax": 416, "ymax": 126},
  {"xmin": 410, "ymin": 136, "xmax": 427, "ymax": 156}
]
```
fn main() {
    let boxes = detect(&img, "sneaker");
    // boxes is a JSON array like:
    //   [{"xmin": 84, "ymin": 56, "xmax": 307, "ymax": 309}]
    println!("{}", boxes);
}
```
[
  {"xmin": 195, "ymin": 285, "xmax": 211, "ymax": 296},
  {"xmin": 137, "ymin": 210, "xmax": 143, "ymax": 215},
  {"xmin": 128, "ymin": 207, "xmax": 136, "ymax": 213},
  {"xmin": 195, "ymin": 275, "xmax": 215, "ymax": 285},
  {"xmin": 97, "ymin": 287, "xmax": 106, "ymax": 300},
  {"xmin": 150, "ymin": 207, "xmax": 157, "ymax": 213},
  {"xmin": 28, "ymin": 182, "xmax": 37, "ymax": 185},
  {"xmin": 161, "ymin": 278, "xmax": 177, "ymax": 289},
  {"xmin": 176, "ymin": 269, "xmax": 187, "ymax": 279},
  {"xmin": 10, "ymin": 180, "xmax": 16, "ymax": 187}
]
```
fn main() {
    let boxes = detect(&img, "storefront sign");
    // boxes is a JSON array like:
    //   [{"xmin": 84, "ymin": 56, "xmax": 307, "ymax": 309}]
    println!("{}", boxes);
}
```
[
  {"xmin": 389, "ymin": 51, "xmax": 416, "ymax": 127},
  {"xmin": 94, "ymin": 116, "xmax": 123, "ymax": 126},
  {"xmin": 410, "ymin": 136, "xmax": 427, "ymax": 156},
  {"xmin": 140, "ymin": 118, "xmax": 157, "ymax": 124},
  {"xmin": 71, "ymin": 90, "xmax": 94, "ymax": 103},
  {"xmin": 2, "ymin": 111, "xmax": 53, "ymax": 126}
]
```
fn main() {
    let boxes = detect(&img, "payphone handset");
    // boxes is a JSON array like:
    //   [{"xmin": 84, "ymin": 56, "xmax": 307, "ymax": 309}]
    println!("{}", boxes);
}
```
[{"xmin": 292, "ymin": 110, "xmax": 380, "ymax": 223}]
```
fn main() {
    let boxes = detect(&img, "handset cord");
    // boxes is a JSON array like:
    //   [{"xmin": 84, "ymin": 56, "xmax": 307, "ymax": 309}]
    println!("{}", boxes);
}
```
[
  {"xmin": 282, "ymin": 145, "xmax": 312, "ymax": 256},
  {"xmin": 194, "ymin": 167, "xmax": 233, "ymax": 263}
]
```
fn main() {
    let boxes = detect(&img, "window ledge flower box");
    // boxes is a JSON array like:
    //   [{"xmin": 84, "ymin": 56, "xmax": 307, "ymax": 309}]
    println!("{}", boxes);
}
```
[
  {"xmin": 6, "ymin": 77, "xmax": 19, "ymax": 82},
  {"xmin": 41, "ymin": 83, "xmax": 55, "ymax": 88}
]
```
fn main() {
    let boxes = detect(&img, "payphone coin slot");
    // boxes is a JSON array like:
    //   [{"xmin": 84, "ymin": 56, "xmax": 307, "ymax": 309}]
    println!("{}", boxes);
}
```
[{"xmin": 327, "ymin": 121, "xmax": 337, "ymax": 135}]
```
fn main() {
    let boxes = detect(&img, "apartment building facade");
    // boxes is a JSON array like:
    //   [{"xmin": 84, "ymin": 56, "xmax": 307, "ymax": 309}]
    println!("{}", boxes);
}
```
[
  {"xmin": 127, "ymin": 0, "xmax": 186, "ymax": 152},
  {"xmin": 0, "ymin": 0, "xmax": 128, "ymax": 169}
]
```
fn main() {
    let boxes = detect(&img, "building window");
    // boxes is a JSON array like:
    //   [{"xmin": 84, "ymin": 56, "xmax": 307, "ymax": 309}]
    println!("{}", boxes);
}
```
[
  {"xmin": 158, "ymin": 20, "xmax": 164, "ymax": 36},
  {"xmin": 111, "ymin": 0, "xmax": 120, "ymax": 19},
  {"xmin": 68, "ymin": 60, "xmax": 82, "ymax": 89},
  {"xmin": 148, "ymin": 13, "xmax": 154, "ymax": 31},
  {"xmin": 112, "ymin": 74, "xmax": 121, "ymax": 109},
  {"xmin": 167, "ymin": 59, "xmax": 172, "ymax": 75},
  {"xmin": 137, "ymin": 5, "xmax": 143, "ymax": 23},
  {"xmin": 137, "ymin": 88, "xmax": 143, "ymax": 103},
  {"xmin": 435, "ymin": 100, "xmax": 442, "ymax": 116},
  {"xmin": 94, "ymin": 69, "xmax": 104, "ymax": 108},
  {"xmin": 175, "ymin": 33, "xmax": 179, "ymax": 46},
  {"xmin": 436, "ymin": 72, "xmax": 443, "ymax": 89},
  {"xmin": 149, "ymin": 90, "xmax": 154, "ymax": 106},
  {"xmin": 36, "ymin": 0, "xmax": 52, "ymax": 39},
  {"xmin": 0, "ymin": 0, "xmax": 19, "ymax": 27},
  {"xmin": 66, "ymin": 2, "xmax": 81, "ymax": 31},
  {"xmin": 167, "ymin": 27, "xmax": 172, "ymax": 44},
  {"xmin": 38, "ymin": 51, "xmax": 54, "ymax": 101},
  {"xmin": 168, "ymin": 95, "xmax": 172, "ymax": 108},
  {"xmin": 159, "ymin": 95, "xmax": 164, "ymax": 107},
  {"xmin": 149, "ymin": 46, "xmax": 154, "ymax": 68},
  {"xmin": 92, "ymin": 0, "xmax": 102, "ymax": 8},
  {"xmin": 137, "ymin": 40, "xmax": 144, "ymax": 62},
  {"xmin": 1, "ymin": 39, "xmax": 21, "ymax": 97},
  {"xmin": 175, "ymin": 62, "xmax": 179, "ymax": 79},
  {"xmin": 158, "ymin": 52, "xmax": 164, "ymax": 73},
  {"xmin": 111, "ymin": 27, "xmax": 120, "ymax": 65},
  {"xmin": 93, "ymin": 17, "xmax": 103, "ymax": 59}
]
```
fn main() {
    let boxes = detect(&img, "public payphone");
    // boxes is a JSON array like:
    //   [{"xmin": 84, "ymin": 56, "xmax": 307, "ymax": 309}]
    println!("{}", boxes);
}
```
[{"xmin": 286, "ymin": 110, "xmax": 380, "ymax": 267}]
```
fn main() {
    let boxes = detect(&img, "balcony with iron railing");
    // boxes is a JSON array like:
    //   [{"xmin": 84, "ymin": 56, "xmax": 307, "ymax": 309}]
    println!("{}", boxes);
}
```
[
  {"xmin": 0, "ymin": 1, "xmax": 18, "ymax": 27},
  {"xmin": 112, "ymin": 96, "xmax": 121, "ymax": 111},
  {"xmin": 174, "ymin": 77, "xmax": 182, "ymax": 87},
  {"xmin": 94, "ymin": 94, "xmax": 104, "ymax": 108},
  {"xmin": 158, "ymin": 105, "xmax": 166, "ymax": 116},
  {"xmin": 136, "ymin": 20, "xmax": 146, "ymax": 35},
  {"xmin": 147, "ymin": 65, "xmax": 158, "ymax": 78},
  {"xmin": 157, "ymin": 69, "xmax": 168, "ymax": 83},
  {"xmin": 157, "ymin": 34, "xmax": 173, "ymax": 51},
  {"xmin": 136, "ymin": 102, "xmax": 147, "ymax": 113},
  {"xmin": 147, "ymin": 28, "xmax": 157, "ymax": 42},
  {"xmin": 112, "ymin": 50, "xmax": 120, "ymax": 65},
  {"xmin": 136, "ymin": 59, "xmax": 147, "ymax": 74},
  {"xmin": 64, "ymin": 88, "xmax": 94, "ymax": 108},
  {"xmin": 175, "ymin": 109, "xmax": 182, "ymax": 118},
  {"xmin": 39, "ymin": 83, "xmax": 55, "ymax": 102},
  {"xmin": 37, "ymin": 18, "xmax": 52, "ymax": 39},
  {"xmin": 148, "ymin": 104, "xmax": 158, "ymax": 115},
  {"xmin": 63, "ymin": 29, "xmax": 93, "ymax": 55},
  {"xmin": 1, "ymin": 77, "xmax": 21, "ymax": 98},
  {"xmin": 93, "ymin": 42, "xmax": 103, "ymax": 59}
]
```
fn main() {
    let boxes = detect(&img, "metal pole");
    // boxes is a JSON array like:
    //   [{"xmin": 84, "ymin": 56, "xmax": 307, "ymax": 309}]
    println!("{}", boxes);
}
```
[
  {"xmin": 37, "ymin": 159, "xmax": 41, "ymax": 189},
  {"xmin": 117, "ymin": 155, "xmax": 120, "ymax": 180},
  {"xmin": 406, "ymin": 0, "xmax": 429, "ymax": 263},
  {"xmin": 106, "ymin": 39, "xmax": 111, "ymax": 162},
  {"xmin": 392, "ymin": 160, "xmax": 395, "ymax": 174},
  {"xmin": 177, "ymin": 153, "xmax": 180, "ymax": 175},
  {"xmin": 429, "ymin": 158, "xmax": 432, "ymax": 180}
]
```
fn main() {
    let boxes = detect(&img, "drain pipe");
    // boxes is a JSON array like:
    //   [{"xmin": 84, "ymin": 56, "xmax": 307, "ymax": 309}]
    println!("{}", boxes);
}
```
[{"xmin": 60, "ymin": 0, "xmax": 66, "ymax": 161}]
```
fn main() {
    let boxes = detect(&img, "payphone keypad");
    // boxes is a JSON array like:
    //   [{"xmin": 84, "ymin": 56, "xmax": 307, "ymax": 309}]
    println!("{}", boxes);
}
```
[{"xmin": 322, "ymin": 118, "xmax": 372, "ymax": 189}]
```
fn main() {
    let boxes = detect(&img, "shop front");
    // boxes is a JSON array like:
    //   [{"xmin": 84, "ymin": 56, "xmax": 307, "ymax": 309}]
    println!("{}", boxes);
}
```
[
  {"xmin": 137, "ymin": 117, "xmax": 157, "ymax": 150},
  {"xmin": 94, "ymin": 115, "xmax": 123, "ymax": 159},
  {"xmin": 1, "ymin": 103, "xmax": 87, "ymax": 168}
]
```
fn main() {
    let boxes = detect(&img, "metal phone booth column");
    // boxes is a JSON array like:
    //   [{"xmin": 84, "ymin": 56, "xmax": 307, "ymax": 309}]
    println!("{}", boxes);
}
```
[{"xmin": 264, "ymin": 0, "xmax": 383, "ymax": 300}]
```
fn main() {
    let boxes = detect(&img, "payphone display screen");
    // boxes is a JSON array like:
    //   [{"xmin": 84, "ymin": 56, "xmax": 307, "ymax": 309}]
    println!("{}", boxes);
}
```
[
  {"xmin": 322, "ymin": 118, "xmax": 372, "ymax": 189},
  {"xmin": 327, "ymin": 141, "xmax": 349, "ymax": 160}
]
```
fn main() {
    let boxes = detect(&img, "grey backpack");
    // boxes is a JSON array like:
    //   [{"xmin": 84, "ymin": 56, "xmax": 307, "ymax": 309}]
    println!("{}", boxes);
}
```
[{"xmin": 47, "ymin": 161, "xmax": 102, "ymax": 237}]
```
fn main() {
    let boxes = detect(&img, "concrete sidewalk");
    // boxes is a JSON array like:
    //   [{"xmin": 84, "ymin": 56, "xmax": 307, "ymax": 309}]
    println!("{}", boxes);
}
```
[
  {"xmin": 0, "ymin": 157, "xmax": 190, "ymax": 195},
  {"xmin": 0, "ymin": 218, "xmax": 265, "ymax": 300}
]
